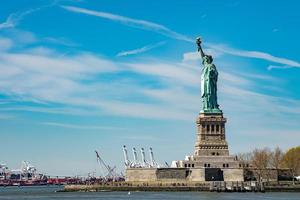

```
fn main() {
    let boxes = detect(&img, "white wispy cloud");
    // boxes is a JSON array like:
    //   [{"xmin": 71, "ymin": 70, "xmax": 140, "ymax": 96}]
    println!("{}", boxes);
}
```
[
  {"xmin": 0, "ymin": 2, "xmax": 56, "ymax": 30},
  {"xmin": 267, "ymin": 65, "xmax": 293, "ymax": 70},
  {"xmin": 117, "ymin": 41, "xmax": 166, "ymax": 57},
  {"xmin": 206, "ymin": 43, "xmax": 300, "ymax": 68},
  {"xmin": 0, "ymin": 106, "xmax": 96, "ymax": 116},
  {"xmin": 0, "ymin": 0, "xmax": 81, "ymax": 31},
  {"xmin": 0, "ymin": 10, "xmax": 32, "ymax": 30},
  {"xmin": 126, "ymin": 62, "xmax": 200, "ymax": 87},
  {"xmin": 61, "ymin": 6, "xmax": 193, "ymax": 42},
  {"xmin": 42, "ymin": 122, "xmax": 125, "ymax": 130}
]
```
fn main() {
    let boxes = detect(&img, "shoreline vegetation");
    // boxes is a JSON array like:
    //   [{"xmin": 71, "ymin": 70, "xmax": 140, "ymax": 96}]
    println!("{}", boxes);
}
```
[{"xmin": 237, "ymin": 146, "xmax": 300, "ymax": 184}]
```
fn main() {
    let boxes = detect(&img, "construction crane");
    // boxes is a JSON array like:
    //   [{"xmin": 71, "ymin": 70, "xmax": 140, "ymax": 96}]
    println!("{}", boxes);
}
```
[
  {"xmin": 122, "ymin": 145, "xmax": 163, "ymax": 169},
  {"xmin": 95, "ymin": 150, "xmax": 118, "ymax": 180},
  {"xmin": 122, "ymin": 145, "xmax": 131, "ymax": 168},
  {"xmin": 149, "ymin": 147, "xmax": 159, "ymax": 168},
  {"xmin": 132, "ymin": 147, "xmax": 140, "ymax": 167},
  {"xmin": 140, "ymin": 148, "xmax": 148, "ymax": 167},
  {"xmin": 21, "ymin": 161, "xmax": 36, "ymax": 174},
  {"xmin": 165, "ymin": 162, "xmax": 170, "ymax": 168}
]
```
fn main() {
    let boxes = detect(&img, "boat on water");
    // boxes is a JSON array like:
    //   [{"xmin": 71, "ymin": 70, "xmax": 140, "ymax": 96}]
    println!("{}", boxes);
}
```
[{"xmin": 0, "ymin": 161, "xmax": 47, "ymax": 186}]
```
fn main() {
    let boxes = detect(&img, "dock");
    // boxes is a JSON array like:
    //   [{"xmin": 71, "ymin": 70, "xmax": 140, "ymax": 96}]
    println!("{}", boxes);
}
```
[{"xmin": 62, "ymin": 181, "xmax": 300, "ymax": 192}]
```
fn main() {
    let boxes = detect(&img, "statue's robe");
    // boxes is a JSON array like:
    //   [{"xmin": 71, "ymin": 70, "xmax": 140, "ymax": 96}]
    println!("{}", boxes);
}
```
[{"xmin": 201, "ymin": 63, "xmax": 218, "ymax": 110}]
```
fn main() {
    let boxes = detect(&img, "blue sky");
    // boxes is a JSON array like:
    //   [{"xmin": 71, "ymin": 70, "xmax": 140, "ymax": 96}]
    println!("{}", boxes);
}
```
[{"xmin": 0, "ymin": 0, "xmax": 300, "ymax": 176}]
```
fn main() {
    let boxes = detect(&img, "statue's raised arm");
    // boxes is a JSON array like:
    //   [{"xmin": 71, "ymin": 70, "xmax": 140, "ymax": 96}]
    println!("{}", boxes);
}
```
[{"xmin": 196, "ymin": 37, "xmax": 205, "ymax": 59}]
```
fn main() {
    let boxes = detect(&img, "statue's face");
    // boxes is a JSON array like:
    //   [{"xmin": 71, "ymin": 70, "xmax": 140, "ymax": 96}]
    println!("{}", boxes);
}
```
[{"xmin": 204, "ymin": 56, "xmax": 212, "ymax": 64}]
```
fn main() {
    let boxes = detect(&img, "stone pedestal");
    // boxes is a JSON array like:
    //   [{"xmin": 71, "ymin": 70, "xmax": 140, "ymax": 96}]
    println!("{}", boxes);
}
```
[
  {"xmin": 176, "ymin": 112, "xmax": 243, "ymax": 181},
  {"xmin": 194, "ymin": 112, "xmax": 229, "ymax": 156}
]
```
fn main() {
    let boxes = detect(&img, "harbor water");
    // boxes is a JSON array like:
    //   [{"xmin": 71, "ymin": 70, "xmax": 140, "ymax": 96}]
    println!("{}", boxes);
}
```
[{"xmin": 0, "ymin": 186, "xmax": 300, "ymax": 200}]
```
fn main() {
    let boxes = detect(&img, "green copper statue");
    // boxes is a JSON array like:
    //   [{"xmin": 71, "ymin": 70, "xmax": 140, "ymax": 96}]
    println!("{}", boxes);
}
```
[{"xmin": 196, "ymin": 37, "xmax": 222, "ymax": 113}]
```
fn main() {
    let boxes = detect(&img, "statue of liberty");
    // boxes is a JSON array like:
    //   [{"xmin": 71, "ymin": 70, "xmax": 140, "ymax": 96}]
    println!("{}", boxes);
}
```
[{"xmin": 196, "ymin": 37, "xmax": 222, "ymax": 113}]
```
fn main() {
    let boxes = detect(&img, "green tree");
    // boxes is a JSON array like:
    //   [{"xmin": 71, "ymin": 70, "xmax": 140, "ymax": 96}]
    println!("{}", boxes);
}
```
[{"xmin": 282, "ymin": 146, "xmax": 300, "ymax": 184}]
